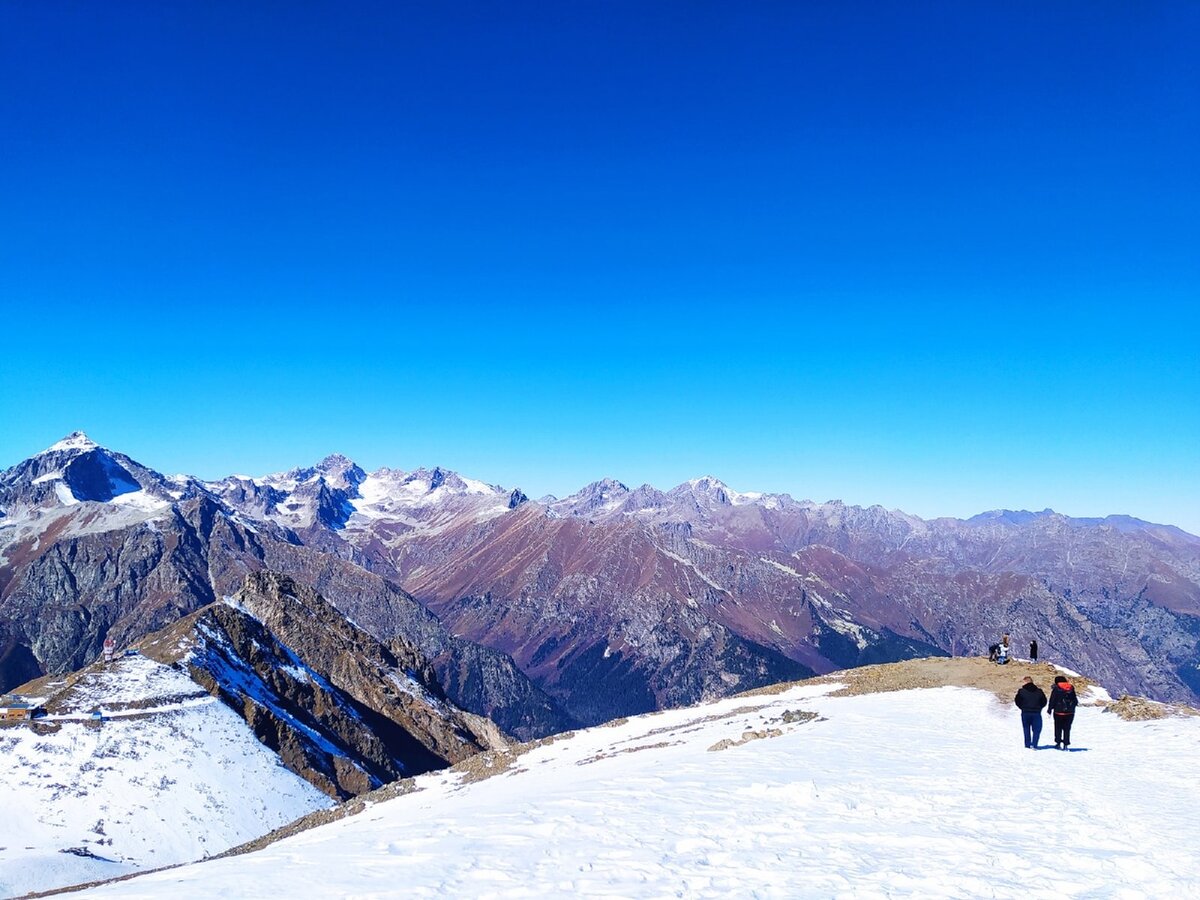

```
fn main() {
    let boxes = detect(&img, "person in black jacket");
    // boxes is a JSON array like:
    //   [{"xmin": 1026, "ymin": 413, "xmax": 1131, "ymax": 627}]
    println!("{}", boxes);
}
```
[
  {"xmin": 1047, "ymin": 675, "xmax": 1079, "ymax": 749},
  {"xmin": 1029, "ymin": 639, "xmax": 1038, "ymax": 662},
  {"xmin": 1014, "ymin": 676, "xmax": 1047, "ymax": 748}
]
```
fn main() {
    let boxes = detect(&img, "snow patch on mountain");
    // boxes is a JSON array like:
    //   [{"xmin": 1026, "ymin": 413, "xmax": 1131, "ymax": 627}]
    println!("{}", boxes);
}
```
[
  {"xmin": 760, "ymin": 557, "xmax": 804, "ymax": 578},
  {"xmin": 348, "ymin": 467, "xmax": 512, "ymax": 526},
  {"xmin": 54, "ymin": 481, "xmax": 80, "ymax": 507}
]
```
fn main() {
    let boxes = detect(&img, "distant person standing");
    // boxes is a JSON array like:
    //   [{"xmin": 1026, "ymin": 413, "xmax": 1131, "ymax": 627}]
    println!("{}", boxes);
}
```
[
  {"xmin": 1048, "ymin": 675, "xmax": 1079, "ymax": 749},
  {"xmin": 1014, "ymin": 676, "xmax": 1047, "ymax": 748},
  {"xmin": 1030, "ymin": 639, "xmax": 1038, "ymax": 662}
]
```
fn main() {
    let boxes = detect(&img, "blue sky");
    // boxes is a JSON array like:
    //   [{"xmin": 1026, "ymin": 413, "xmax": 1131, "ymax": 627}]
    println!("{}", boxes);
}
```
[{"xmin": 2, "ymin": 2, "xmax": 1197, "ymax": 532}]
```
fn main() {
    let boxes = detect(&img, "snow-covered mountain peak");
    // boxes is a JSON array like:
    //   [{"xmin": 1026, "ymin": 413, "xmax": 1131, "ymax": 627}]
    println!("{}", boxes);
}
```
[
  {"xmin": 1, "ymin": 437, "xmax": 174, "ymax": 523},
  {"xmin": 343, "ymin": 465, "xmax": 515, "ymax": 529},
  {"xmin": 312, "ymin": 453, "xmax": 366, "ymax": 490},
  {"xmin": 591, "ymin": 477, "xmax": 630, "ymax": 491},
  {"xmin": 42, "ymin": 431, "xmax": 99, "ymax": 454},
  {"xmin": 401, "ymin": 466, "xmax": 496, "ymax": 496},
  {"xmin": 267, "ymin": 453, "xmax": 366, "ymax": 492}
]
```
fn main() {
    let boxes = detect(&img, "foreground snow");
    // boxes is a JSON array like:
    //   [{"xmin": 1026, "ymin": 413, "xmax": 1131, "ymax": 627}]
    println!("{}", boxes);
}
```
[
  {"xmin": 72, "ymin": 680, "xmax": 1200, "ymax": 899},
  {"xmin": 0, "ymin": 657, "xmax": 331, "ymax": 898}
]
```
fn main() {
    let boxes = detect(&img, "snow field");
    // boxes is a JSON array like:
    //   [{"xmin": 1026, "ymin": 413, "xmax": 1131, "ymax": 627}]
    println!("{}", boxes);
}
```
[
  {"xmin": 0, "ymin": 660, "xmax": 332, "ymax": 898},
  {"xmin": 71, "ymin": 682, "xmax": 1200, "ymax": 899}
]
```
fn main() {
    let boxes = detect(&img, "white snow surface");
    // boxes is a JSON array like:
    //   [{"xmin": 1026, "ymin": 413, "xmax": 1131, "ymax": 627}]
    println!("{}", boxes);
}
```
[
  {"xmin": 54, "ymin": 481, "xmax": 80, "ymax": 506},
  {"xmin": 0, "ymin": 656, "xmax": 332, "ymax": 898},
  {"xmin": 107, "ymin": 490, "xmax": 170, "ymax": 514},
  {"xmin": 0, "ymin": 491, "xmax": 172, "ymax": 564},
  {"xmin": 345, "ymin": 469, "xmax": 511, "ymax": 535},
  {"xmin": 71, "ymin": 681, "xmax": 1200, "ymax": 899},
  {"xmin": 43, "ymin": 432, "xmax": 99, "ymax": 454}
]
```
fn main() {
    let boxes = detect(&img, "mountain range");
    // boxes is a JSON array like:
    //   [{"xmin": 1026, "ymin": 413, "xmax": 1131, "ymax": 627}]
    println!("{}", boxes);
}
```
[{"xmin": 3, "ymin": 432, "xmax": 1198, "ymax": 739}]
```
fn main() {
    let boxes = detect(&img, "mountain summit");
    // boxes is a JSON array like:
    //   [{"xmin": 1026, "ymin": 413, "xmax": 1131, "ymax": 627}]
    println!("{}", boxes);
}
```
[{"xmin": 40, "ymin": 431, "xmax": 99, "ymax": 454}]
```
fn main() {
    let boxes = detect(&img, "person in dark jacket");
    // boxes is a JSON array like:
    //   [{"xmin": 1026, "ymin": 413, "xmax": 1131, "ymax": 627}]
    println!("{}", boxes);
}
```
[
  {"xmin": 1029, "ymin": 639, "xmax": 1038, "ymax": 662},
  {"xmin": 1047, "ymin": 675, "xmax": 1079, "ymax": 749},
  {"xmin": 1014, "ymin": 676, "xmax": 1047, "ymax": 748}
]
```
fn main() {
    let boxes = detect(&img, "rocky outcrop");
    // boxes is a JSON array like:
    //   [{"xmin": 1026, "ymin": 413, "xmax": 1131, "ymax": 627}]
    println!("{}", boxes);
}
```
[
  {"xmin": 0, "ymin": 621, "xmax": 40, "ymax": 689},
  {"xmin": 139, "ymin": 572, "xmax": 506, "ymax": 800}
]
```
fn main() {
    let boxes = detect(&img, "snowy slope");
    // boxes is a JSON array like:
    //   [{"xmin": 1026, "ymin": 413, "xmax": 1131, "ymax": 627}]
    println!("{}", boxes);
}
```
[
  {"xmin": 70, "ymin": 671, "xmax": 1200, "ymax": 899},
  {"xmin": 0, "ymin": 656, "xmax": 332, "ymax": 898}
]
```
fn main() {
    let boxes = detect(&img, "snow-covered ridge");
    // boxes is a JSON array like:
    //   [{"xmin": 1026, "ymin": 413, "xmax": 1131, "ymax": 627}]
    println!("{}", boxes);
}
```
[
  {"xmin": 200, "ymin": 458, "xmax": 517, "ymax": 534},
  {"xmin": 0, "ymin": 655, "xmax": 331, "ymax": 898},
  {"xmin": 67, "ymin": 672, "xmax": 1200, "ymax": 899},
  {"xmin": 353, "ymin": 467, "xmax": 503, "ymax": 511}
]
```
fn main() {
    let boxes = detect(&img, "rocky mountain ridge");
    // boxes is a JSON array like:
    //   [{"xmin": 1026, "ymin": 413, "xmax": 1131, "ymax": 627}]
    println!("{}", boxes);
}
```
[
  {"xmin": 3, "ymin": 433, "xmax": 1199, "ymax": 727},
  {"xmin": 0, "ymin": 436, "xmax": 574, "ymax": 740},
  {"xmin": 134, "ymin": 571, "xmax": 507, "ymax": 799},
  {"xmin": 2, "ymin": 570, "xmax": 510, "ymax": 895}
]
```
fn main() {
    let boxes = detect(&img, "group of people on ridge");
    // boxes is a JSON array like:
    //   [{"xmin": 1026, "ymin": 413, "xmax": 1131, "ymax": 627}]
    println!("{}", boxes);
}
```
[
  {"xmin": 1014, "ymin": 675, "xmax": 1079, "ymax": 749},
  {"xmin": 988, "ymin": 633, "xmax": 1038, "ymax": 665}
]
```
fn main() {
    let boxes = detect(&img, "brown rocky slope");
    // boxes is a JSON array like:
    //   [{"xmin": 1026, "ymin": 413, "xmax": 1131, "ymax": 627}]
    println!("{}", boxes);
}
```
[{"xmin": 133, "ymin": 571, "xmax": 508, "ymax": 800}]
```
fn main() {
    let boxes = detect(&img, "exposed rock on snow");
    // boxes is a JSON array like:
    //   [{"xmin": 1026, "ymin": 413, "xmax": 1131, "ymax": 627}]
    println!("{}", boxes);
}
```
[{"xmin": 135, "ymin": 572, "xmax": 510, "ymax": 800}]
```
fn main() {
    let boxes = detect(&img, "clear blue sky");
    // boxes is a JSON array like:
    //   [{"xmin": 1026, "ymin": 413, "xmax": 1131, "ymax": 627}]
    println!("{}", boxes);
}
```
[{"xmin": 2, "ymin": 2, "xmax": 1197, "ymax": 532}]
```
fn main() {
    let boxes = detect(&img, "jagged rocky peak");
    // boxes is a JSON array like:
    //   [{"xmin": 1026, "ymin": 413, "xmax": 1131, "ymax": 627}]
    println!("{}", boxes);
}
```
[
  {"xmin": 313, "ymin": 453, "xmax": 366, "ymax": 490},
  {"xmin": 280, "ymin": 453, "xmax": 367, "ymax": 491},
  {"xmin": 550, "ymin": 477, "xmax": 631, "ymax": 517},
  {"xmin": 403, "ymin": 466, "xmax": 454, "ymax": 491},
  {"xmin": 674, "ymin": 475, "xmax": 734, "ymax": 505},
  {"xmin": 622, "ymin": 483, "xmax": 669, "ymax": 511},
  {"xmin": 578, "ymin": 477, "xmax": 631, "ymax": 502}
]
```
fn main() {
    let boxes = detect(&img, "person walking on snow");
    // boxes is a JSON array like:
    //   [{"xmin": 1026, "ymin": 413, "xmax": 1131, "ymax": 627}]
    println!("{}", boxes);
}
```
[
  {"xmin": 1014, "ymin": 676, "xmax": 1047, "ymax": 748},
  {"xmin": 1048, "ymin": 675, "xmax": 1079, "ymax": 749}
]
